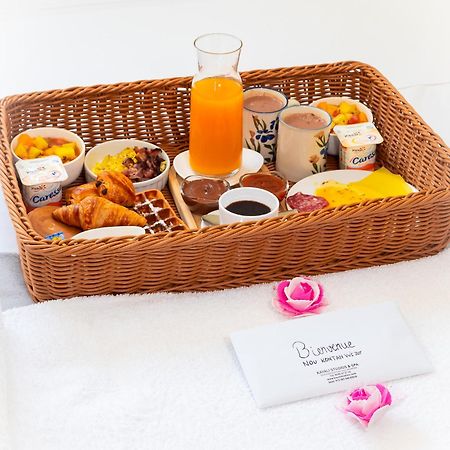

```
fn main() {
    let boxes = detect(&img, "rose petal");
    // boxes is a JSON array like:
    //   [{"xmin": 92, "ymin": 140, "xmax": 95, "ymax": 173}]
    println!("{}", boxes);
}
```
[
  {"xmin": 285, "ymin": 277, "xmax": 310, "ymax": 299},
  {"xmin": 347, "ymin": 386, "xmax": 381, "ymax": 419},
  {"xmin": 290, "ymin": 283, "xmax": 309, "ymax": 300},
  {"xmin": 375, "ymin": 384, "xmax": 392, "ymax": 406},
  {"xmin": 276, "ymin": 281, "xmax": 290, "ymax": 303},
  {"xmin": 349, "ymin": 388, "xmax": 370, "ymax": 401},
  {"xmin": 286, "ymin": 302, "xmax": 314, "ymax": 313},
  {"xmin": 344, "ymin": 410, "xmax": 370, "ymax": 427}
]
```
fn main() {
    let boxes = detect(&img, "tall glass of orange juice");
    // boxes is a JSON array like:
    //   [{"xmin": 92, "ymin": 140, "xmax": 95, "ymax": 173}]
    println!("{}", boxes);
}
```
[{"xmin": 189, "ymin": 33, "xmax": 243, "ymax": 176}]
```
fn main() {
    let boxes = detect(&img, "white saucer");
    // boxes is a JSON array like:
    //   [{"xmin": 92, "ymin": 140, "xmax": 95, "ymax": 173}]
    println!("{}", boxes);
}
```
[
  {"xmin": 173, "ymin": 149, "xmax": 264, "ymax": 186},
  {"xmin": 200, "ymin": 210, "xmax": 220, "ymax": 228},
  {"xmin": 286, "ymin": 169, "xmax": 418, "ymax": 210},
  {"xmin": 72, "ymin": 226, "xmax": 146, "ymax": 240}
]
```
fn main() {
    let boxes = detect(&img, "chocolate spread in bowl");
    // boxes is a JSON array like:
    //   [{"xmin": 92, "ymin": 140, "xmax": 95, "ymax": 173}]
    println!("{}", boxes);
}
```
[{"xmin": 181, "ymin": 177, "xmax": 230, "ymax": 215}]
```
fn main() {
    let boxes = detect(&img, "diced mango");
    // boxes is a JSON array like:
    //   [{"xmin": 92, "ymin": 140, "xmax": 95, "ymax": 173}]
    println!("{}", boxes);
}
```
[
  {"xmin": 62, "ymin": 142, "xmax": 76, "ymax": 149},
  {"xmin": 43, "ymin": 148, "xmax": 55, "ymax": 156},
  {"xmin": 344, "ymin": 113, "xmax": 354, "ymax": 121},
  {"xmin": 14, "ymin": 143, "xmax": 28, "ymax": 159},
  {"xmin": 28, "ymin": 146, "xmax": 42, "ymax": 159},
  {"xmin": 333, "ymin": 113, "xmax": 348, "ymax": 125},
  {"xmin": 33, "ymin": 136, "xmax": 49, "ymax": 150},
  {"xmin": 339, "ymin": 102, "xmax": 358, "ymax": 114},
  {"xmin": 18, "ymin": 134, "xmax": 34, "ymax": 147},
  {"xmin": 54, "ymin": 145, "xmax": 76, "ymax": 162},
  {"xmin": 326, "ymin": 104, "xmax": 338, "ymax": 116},
  {"xmin": 359, "ymin": 112, "xmax": 368, "ymax": 123},
  {"xmin": 317, "ymin": 102, "xmax": 339, "ymax": 117}
]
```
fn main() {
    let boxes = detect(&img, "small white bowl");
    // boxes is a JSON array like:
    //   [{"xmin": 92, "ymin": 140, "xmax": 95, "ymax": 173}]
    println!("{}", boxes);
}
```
[
  {"xmin": 11, "ymin": 127, "xmax": 86, "ymax": 187},
  {"xmin": 218, "ymin": 187, "xmax": 279, "ymax": 225},
  {"xmin": 72, "ymin": 226, "xmax": 146, "ymax": 240},
  {"xmin": 84, "ymin": 139, "xmax": 170, "ymax": 192},
  {"xmin": 309, "ymin": 97, "xmax": 373, "ymax": 156}
]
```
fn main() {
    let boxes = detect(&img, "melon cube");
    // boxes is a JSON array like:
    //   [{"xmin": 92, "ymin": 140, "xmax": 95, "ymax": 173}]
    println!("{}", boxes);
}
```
[
  {"xmin": 339, "ymin": 102, "xmax": 357, "ymax": 114},
  {"xmin": 54, "ymin": 145, "xmax": 76, "ymax": 162},
  {"xmin": 18, "ymin": 134, "xmax": 34, "ymax": 147},
  {"xmin": 33, "ymin": 136, "xmax": 49, "ymax": 150},
  {"xmin": 333, "ymin": 113, "xmax": 348, "ymax": 126},
  {"xmin": 28, "ymin": 146, "xmax": 42, "ymax": 159},
  {"xmin": 14, "ymin": 143, "xmax": 28, "ymax": 159}
]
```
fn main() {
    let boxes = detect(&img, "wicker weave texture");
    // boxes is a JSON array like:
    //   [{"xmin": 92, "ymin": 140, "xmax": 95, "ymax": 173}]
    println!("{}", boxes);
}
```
[{"xmin": 0, "ymin": 61, "xmax": 449, "ymax": 301}]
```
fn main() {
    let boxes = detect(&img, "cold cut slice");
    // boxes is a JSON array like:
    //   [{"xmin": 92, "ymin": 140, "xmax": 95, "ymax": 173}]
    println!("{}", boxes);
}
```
[{"xmin": 286, "ymin": 192, "xmax": 329, "ymax": 212}]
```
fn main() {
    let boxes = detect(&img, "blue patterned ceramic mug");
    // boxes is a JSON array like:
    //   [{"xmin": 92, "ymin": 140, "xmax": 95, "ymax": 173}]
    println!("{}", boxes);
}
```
[{"xmin": 243, "ymin": 87, "xmax": 299, "ymax": 163}]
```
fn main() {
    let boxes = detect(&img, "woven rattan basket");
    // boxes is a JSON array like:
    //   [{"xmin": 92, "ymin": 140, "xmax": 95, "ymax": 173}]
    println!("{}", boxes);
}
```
[{"xmin": 1, "ymin": 61, "xmax": 449, "ymax": 302}]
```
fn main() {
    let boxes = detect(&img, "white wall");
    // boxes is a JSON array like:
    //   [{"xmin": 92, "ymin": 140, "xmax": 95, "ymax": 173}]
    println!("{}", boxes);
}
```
[{"xmin": 0, "ymin": 0, "xmax": 449, "ymax": 96}]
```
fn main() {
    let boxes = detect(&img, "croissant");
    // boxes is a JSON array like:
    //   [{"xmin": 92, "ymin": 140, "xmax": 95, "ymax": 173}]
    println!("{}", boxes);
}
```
[
  {"xmin": 64, "ymin": 182, "xmax": 99, "ymax": 204},
  {"xmin": 95, "ymin": 171, "xmax": 136, "ymax": 206},
  {"xmin": 52, "ymin": 196, "xmax": 147, "ymax": 230}
]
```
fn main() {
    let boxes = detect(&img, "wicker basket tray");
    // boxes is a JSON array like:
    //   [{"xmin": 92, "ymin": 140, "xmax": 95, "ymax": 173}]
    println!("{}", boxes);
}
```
[{"xmin": 1, "ymin": 61, "xmax": 449, "ymax": 302}]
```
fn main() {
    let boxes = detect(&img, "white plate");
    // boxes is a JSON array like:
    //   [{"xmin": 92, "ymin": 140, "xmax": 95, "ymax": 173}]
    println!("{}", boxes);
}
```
[
  {"xmin": 72, "ymin": 226, "xmax": 146, "ymax": 240},
  {"xmin": 286, "ymin": 169, "xmax": 418, "ymax": 210},
  {"xmin": 173, "ymin": 149, "xmax": 264, "ymax": 186}
]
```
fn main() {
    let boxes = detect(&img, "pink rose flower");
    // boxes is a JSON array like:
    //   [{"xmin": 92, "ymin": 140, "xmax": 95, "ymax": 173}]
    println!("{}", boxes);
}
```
[
  {"xmin": 342, "ymin": 384, "xmax": 392, "ymax": 427},
  {"xmin": 273, "ymin": 276, "xmax": 326, "ymax": 316}
]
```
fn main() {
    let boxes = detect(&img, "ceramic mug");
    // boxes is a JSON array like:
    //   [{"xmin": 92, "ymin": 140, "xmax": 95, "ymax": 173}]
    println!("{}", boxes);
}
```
[
  {"xmin": 243, "ymin": 87, "xmax": 299, "ymax": 163},
  {"xmin": 218, "ymin": 187, "xmax": 279, "ymax": 224},
  {"xmin": 276, "ymin": 105, "xmax": 332, "ymax": 182}
]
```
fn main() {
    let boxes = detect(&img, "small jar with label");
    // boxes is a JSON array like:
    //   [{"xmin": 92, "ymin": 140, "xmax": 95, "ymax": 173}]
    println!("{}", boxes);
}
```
[{"xmin": 15, "ymin": 156, "xmax": 68, "ymax": 211}]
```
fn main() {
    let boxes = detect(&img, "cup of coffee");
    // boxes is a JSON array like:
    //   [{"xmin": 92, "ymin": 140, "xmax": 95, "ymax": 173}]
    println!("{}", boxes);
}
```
[
  {"xmin": 243, "ymin": 87, "xmax": 298, "ymax": 163},
  {"xmin": 218, "ymin": 187, "xmax": 279, "ymax": 224},
  {"xmin": 276, "ymin": 105, "xmax": 332, "ymax": 182}
]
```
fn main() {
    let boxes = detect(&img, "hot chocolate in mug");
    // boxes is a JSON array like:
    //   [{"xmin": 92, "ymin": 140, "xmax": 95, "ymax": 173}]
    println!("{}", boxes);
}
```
[
  {"xmin": 276, "ymin": 105, "xmax": 332, "ymax": 182},
  {"xmin": 243, "ymin": 87, "xmax": 299, "ymax": 163}
]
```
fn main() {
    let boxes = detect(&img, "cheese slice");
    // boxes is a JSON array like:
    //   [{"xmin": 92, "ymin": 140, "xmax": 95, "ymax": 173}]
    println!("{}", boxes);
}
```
[
  {"xmin": 349, "ymin": 167, "xmax": 413, "ymax": 197},
  {"xmin": 314, "ymin": 168, "xmax": 413, "ymax": 207}
]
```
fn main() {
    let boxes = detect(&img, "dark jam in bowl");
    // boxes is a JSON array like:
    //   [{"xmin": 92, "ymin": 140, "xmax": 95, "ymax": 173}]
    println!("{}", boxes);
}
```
[
  {"xmin": 181, "ymin": 176, "xmax": 230, "ymax": 215},
  {"xmin": 239, "ymin": 172, "xmax": 288, "ymax": 201},
  {"xmin": 225, "ymin": 200, "xmax": 271, "ymax": 216}
]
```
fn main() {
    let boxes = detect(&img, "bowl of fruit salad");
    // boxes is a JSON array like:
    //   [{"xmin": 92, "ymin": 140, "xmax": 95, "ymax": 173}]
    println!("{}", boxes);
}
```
[
  {"xmin": 84, "ymin": 139, "xmax": 170, "ymax": 192},
  {"xmin": 310, "ymin": 97, "xmax": 373, "ymax": 155},
  {"xmin": 11, "ymin": 127, "xmax": 86, "ymax": 186}
]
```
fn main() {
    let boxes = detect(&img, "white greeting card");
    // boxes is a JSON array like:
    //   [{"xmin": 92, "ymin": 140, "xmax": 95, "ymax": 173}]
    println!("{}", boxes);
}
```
[{"xmin": 230, "ymin": 302, "xmax": 432, "ymax": 408}]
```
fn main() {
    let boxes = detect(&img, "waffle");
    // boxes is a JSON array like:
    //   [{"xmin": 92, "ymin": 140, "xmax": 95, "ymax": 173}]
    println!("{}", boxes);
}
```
[{"xmin": 133, "ymin": 189, "xmax": 187, "ymax": 234}]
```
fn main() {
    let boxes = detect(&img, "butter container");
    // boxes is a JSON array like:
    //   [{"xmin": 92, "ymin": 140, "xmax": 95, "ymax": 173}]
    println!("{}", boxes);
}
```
[
  {"xmin": 15, "ymin": 156, "xmax": 68, "ymax": 210},
  {"xmin": 334, "ymin": 123, "xmax": 383, "ymax": 170}
]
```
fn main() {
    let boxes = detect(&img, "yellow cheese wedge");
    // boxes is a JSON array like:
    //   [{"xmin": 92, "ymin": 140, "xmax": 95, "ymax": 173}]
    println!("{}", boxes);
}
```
[
  {"xmin": 349, "ymin": 167, "xmax": 413, "ymax": 197},
  {"xmin": 314, "ymin": 168, "xmax": 413, "ymax": 207}
]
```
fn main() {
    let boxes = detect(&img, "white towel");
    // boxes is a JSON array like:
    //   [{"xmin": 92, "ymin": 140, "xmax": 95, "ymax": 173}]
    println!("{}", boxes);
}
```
[
  {"xmin": 1, "ymin": 249, "xmax": 450, "ymax": 450},
  {"xmin": 0, "ymin": 320, "xmax": 11, "ymax": 450}
]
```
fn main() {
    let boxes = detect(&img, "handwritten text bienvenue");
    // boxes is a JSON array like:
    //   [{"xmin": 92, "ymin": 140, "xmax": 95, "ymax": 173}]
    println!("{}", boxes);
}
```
[{"xmin": 292, "ymin": 340, "xmax": 361, "ymax": 367}]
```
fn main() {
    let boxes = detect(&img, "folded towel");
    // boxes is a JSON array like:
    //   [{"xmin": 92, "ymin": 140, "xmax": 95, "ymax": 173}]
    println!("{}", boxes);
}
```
[
  {"xmin": 1, "ymin": 249, "xmax": 449, "ymax": 450},
  {"xmin": 0, "ymin": 320, "xmax": 11, "ymax": 450}
]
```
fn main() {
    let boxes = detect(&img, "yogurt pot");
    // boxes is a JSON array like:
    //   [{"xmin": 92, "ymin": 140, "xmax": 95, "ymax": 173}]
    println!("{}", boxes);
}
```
[
  {"xmin": 16, "ymin": 156, "xmax": 68, "ymax": 210},
  {"xmin": 334, "ymin": 123, "xmax": 383, "ymax": 170}
]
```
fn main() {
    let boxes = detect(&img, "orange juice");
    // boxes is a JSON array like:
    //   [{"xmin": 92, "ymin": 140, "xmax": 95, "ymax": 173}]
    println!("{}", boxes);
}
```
[{"xmin": 189, "ymin": 77, "xmax": 243, "ymax": 175}]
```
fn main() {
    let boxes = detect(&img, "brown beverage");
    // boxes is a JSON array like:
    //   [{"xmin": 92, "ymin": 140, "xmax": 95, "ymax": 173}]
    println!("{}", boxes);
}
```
[
  {"xmin": 284, "ymin": 112, "xmax": 327, "ymax": 129},
  {"xmin": 244, "ymin": 93, "xmax": 285, "ymax": 113},
  {"xmin": 226, "ymin": 200, "xmax": 271, "ymax": 216}
]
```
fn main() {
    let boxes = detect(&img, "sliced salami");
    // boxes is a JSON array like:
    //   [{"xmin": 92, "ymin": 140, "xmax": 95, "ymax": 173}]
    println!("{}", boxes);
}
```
[{"xmin": 286, "ymin": 192, "xmax": 329, "ymax": 212}]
